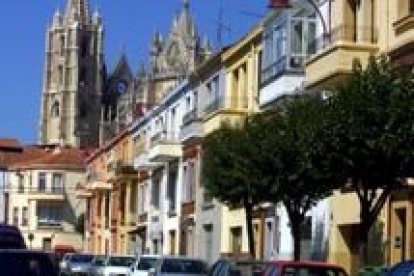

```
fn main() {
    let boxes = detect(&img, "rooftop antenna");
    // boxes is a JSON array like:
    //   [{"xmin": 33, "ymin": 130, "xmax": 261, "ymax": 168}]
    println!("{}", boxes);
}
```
[{"xmin": 216, "ymin": 0, "xmax": 231, "ymax": 50}]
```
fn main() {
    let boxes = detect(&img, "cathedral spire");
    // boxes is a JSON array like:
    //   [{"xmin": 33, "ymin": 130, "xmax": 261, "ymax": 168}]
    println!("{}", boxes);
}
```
[{"xmin": 64, "ymin": 0, "xmax": 90, "ymax": 25}]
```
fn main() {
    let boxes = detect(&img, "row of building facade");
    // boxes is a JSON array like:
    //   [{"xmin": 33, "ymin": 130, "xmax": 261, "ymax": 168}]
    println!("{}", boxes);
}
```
[
  {"xmin": 75, "ymin": 0, "xmax": 414, "ymax": 274},
  {"xmin": 0, "ymin": 0, "xmax": 411, "ymax": 275}
]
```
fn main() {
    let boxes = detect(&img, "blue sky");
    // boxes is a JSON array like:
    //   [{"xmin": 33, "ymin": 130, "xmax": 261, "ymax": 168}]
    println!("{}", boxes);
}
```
[{"xmin": 0, "ymin": 0, "xmax": 266, "ymax": 143}]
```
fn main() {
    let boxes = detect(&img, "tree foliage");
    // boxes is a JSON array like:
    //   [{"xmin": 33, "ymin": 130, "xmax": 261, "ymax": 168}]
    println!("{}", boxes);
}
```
[
  {"xmin": 202, "ymin": 122, "xmax": 270, "ymax": 258},
  {"xmin": 251, "ymin": 97, "xmax": 337, "ymax": 260},
  {"xmin": 320, "ymin": 55, "xmax": 414, "ymax": 265}
]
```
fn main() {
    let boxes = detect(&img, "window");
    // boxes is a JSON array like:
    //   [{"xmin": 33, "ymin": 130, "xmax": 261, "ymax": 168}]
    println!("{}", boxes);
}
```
[
  {"xmin": 411, "ymin": 0, "xmax": 414, "ymax": 14},
  {"xmin": 60, "ymin": 35, "xmax": 65, "ymax": 55},
  {"xmin": 183, "ymin": 163, "xmax": 196, "ymax": 203},
  {"xmin": 204, "ymin": 224, "xmax": 213, "ymax": 262},
  {"xmin": 17, "ymin": 174, "xmax": 24, "ymax": 193},
  {"xmin": 52, "ymin": 173, "xmax": 63, "ymax": 194},
  {"xmin": 51, "ymin": 101, "xmax": 60, "ymax": 118},
  {"xmin": 38, "ymin": 172, "xmax": 46, "ymax": 192},
  {"xmin": 13, "ymin": 207, "xmax": 19, "ymax": 226},
  {"xmin": 151, "ymin": 175, "xmax": 161, "ymax": 209},
  {"xmin": 22, "ymin": 207, "xmax": 28, "ymax": 226},
  {"xmin": 167, "ymin": 164, "xmax": 177, "ymax": 213},
  {"xmin": 58, "ymin": 65, "xmax": 63, "ymax": 84},
  {"xmin": 169, "ymin": 230, "xmax": 176, "ymax": 255},
  {"xmin": 139, "ymin": 183, "xmax": 147, "ymax": 214},
  {"xmin": 37, "ymin": 203, "xmax": 62, "ymax": 226},
  {"xmin": 230, "ymin": 227, "xmax": 242, "ymax": 254},
  {"xmin": 130, "ymin": 181, "xmax": 138, "ymax": 213}
]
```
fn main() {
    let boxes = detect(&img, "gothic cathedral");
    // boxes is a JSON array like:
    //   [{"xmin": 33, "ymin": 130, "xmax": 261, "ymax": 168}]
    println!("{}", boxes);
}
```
[{"xmin": 38, "ymin": 0, "xmax": 211, "ymax": 148}]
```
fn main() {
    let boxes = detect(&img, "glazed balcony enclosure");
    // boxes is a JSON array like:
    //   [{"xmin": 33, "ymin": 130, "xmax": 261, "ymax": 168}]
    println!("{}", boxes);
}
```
[{"xmin": 306, "ymin": 24, "xmax": 379, "ymax": 90}]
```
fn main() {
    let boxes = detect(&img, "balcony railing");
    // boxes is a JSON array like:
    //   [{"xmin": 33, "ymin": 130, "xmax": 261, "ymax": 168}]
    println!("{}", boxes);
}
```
[
  {"xmin": 182, "ymin": 109, "xmax": 200, "ymax": 126},
  {"xmin": 310, "ymin": 25, "xmax": 378, "ymax": 53},
  {"xmin": 30, "ymin": 187, "xmax": 64, "ymax": 195},
  {"xmin": 37, "ymin": 219, "xmax": 62, "ymax": 229},
  {"xmin": 203, "ymin": 97, "xmax": 224, "ymax": 116},
  {"xmin": 150, "ymin": 131, "xmax": 179, "ymax": 147}
]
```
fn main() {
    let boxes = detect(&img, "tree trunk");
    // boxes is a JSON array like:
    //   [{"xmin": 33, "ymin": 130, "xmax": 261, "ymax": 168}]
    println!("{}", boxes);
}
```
[
  {"xmin": 290, "ymin": 217, "xmax": 302, "ymax": 261},
  {"xmin": 358, "ymin": 203, "xmax": 372, "ymax": 269},
  {"xmin": 358, "ymin": 222, "xmax": 370, "ymax": 268},
  {"xmin": 245, "ymin": 202, "xmax": 256, "ymax": 259}
]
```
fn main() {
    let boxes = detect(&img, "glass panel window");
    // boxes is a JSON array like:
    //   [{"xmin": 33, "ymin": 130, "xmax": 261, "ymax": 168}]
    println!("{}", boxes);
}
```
[
  {"xmin": 22, "ymin": 207, "xmax": 28, "ymax": 226},
  {"xmin": 38, "ymin": 173, "xmax": 46, "ymax": 192},
  {"xmin": 13, "ymin": 207, "xmax": 19, "ymax": 226},
  {"xmin": 52, "ymin": 173, "xmax": 63, "ymax": 194},
  {"xmin": 291, "ymin": 19, "xmax": 304, "ymax": 55},
  {"xmin": 37, "ymin": 203, "xmax": 62, "ymax": 227},
  {"xmin": 17, "ymin": 174, "xmax": 24, "ymax": 193}
]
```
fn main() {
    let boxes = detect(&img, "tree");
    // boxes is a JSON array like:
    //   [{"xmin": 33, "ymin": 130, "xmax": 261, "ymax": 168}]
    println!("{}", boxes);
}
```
[
  {"xmin": 251, "ymin": 97, "xmax": 337, "ymax": 260},
  {"xmin": 202, "ymin": 123, "xmax": 270, "ymax": 258},
  {"xmin": 320, "ymin": 55, "xmax": 414, "ymax": 265}
]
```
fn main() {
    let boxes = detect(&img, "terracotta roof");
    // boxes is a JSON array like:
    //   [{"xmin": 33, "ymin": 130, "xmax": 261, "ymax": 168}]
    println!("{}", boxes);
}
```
[
  {"xmin": 0, "ymin": 146, "xmax": 43, "ymax": 170},
  {"xmin": 0, "ymin": 139, "xmax": 22, "ymax": 150},
  {"xmin": 9, "ymin": 147, "xmax": 88, "ymax": 170}
]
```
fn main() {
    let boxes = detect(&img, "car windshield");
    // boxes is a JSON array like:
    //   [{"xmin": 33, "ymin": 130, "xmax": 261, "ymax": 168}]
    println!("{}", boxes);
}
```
[
  {"xmin": 161, "ymin": 259, "xmax": 207, "ymax": 274},
  {"xmin": 107, "ymin": 256, "xmax": 135, "ymax": 267},
  {"xmin": 137, "ymin": 257, "xmax": 158, "ymax": 271},
  {"xmin": 92, "ymin": 255, "xmax": 107, "ymax": 266},
  {"xmin": 70, "ymin": 254, "xmax": 94, "ymax": 263}
]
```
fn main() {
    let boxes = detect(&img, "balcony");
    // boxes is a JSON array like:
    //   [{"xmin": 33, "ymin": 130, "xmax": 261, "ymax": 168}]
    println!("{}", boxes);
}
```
[
  {"xmin": 306, "ymin": 25, "xmax": 379, "ymax": 90},
  {"xmin": 75, "ymin": 187, "xmax": 92, "ymax": 199},
  {"xmin": 87, "ymin": 181, "xmax": 112, "ymax": 191},
  {"xmin": 134, "ymin": 153, "xmax": 163, "ymax": 171},
  {"xmin": 148, "ymin": 131, "xmax": 182, "ymax": 162},
  {"xmin": 27, "ymin": 187, "xmax": 65, "ymax": 201},
  {"xmin": 203, "ymin": 97, "xmax": 224, "ymax": 117},
  {"xmin": 108, "ymin": 159, "xmax": 137, "ymax": 182},
  {"xmin": 180, "ymin": 109, "xmax": 203, "ymax": 143}
]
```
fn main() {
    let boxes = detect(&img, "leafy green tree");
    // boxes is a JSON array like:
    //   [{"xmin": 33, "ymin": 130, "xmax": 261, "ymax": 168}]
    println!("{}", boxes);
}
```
[
  {"xmin": 251, "ymin": 97, "xmax": 337, "ymax": 260},
  {"xmin": 320, "ymin": 55, "xmax": 414, "ymax": 265},
  {"xmin": 202, "ymin": 123, "xmax": 270, "ymax": 258}
]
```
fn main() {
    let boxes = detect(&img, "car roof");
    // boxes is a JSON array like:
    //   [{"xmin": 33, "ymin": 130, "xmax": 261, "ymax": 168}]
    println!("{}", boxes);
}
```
[{"xmin": 266, "ymin": 260, "xmax": 345, "ymax": 269}]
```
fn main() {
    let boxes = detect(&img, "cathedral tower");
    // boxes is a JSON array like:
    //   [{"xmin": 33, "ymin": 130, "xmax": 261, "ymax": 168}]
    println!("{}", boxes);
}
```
[{"xmin": 38, "ymin": 0, "xmax": 104, "ymax": 148}]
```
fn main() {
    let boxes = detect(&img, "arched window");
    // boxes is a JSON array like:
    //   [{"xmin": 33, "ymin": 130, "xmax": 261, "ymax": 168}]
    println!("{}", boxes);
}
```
[{"xmin": 51, "ymin": 101, "xmax": 60, "ymax": 117}]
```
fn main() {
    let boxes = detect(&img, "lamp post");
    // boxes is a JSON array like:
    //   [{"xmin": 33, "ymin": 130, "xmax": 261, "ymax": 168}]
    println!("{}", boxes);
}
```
[{"xmin": 269, "ymin": 0, "xmax": 332, "ymax": 43}]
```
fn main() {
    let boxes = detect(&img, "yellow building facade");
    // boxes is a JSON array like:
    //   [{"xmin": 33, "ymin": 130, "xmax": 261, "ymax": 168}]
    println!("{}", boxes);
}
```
[
  {"xmin": 202, "ymin": 24, "xmax": 264, "ymax": 259},
  {"xmin": 305, "ymin": 0, "xmax": 414, "ymax": 273}
]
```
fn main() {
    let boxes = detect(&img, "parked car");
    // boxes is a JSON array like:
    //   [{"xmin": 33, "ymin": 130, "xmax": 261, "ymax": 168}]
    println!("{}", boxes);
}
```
[
  {"xmin": 262, "ymin": 260, "xmax": 348, "ymax": 276},
  {"xmin": 147, "ymin": 256, "xmax": 208, "ymax": 276},
  {"xmin": 88, "ymin": 254, "xmax": 107, "ymax": 275},
  {"xmin": 90, "ymin": 255, "xmax": 135, "ymax": 276},
  {"xmin": 60, "ymin": 253, "xmax": 94, "ymax": 275},
  {"xmin": 386, "ymin": 260, "xmax": 414, "ymax": 275},
  {"xmin": 208, "ymin": 259, "xmax": 265, "ymax": 276},
  {"xmin": 0, "ymin": 223, "xmax": 26, "ymax": 249},
  {"xmin": 0, "ymin": 249, "xmax": 58, "ymax": 276},
  {"xmin": 129, "ymin": 255, "xmax": 160, "ymax": 276},
  {"xmin": 59, "ymin": 253, "xmax": 74, "ymax": 273}
]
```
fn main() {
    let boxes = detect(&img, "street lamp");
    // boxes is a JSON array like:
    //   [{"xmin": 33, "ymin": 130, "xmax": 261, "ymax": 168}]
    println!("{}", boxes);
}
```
[{"xmin": 269, "ymin": 0, "xmax": 332, "ymax": 43}]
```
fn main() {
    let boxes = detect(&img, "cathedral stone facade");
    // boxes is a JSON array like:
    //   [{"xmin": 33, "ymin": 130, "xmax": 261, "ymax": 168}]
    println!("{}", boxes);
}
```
[{"xmin": 39, "ymin": 0, "xmax": 211, "ymax": 148}]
